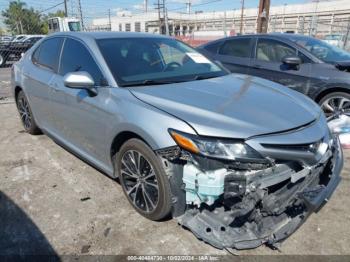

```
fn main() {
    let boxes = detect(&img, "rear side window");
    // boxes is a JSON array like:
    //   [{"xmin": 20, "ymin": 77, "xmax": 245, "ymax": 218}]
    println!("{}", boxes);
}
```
[
  {"xmin": 34, "ymin": 37, "xmax": 63, "ymax": 71},
  {"xmin": 219, "ymin": 38, "xmax": 252, "ymax": 58},
  {"xmin": 59, "ymin": 38, "xmax": 106, "ymax": 86},
  {"xmin": 256, "ymin": 39, "xmax": 296, "ymax": 62},
  {"xmin": 204, "ymin": 41, "xmax": 222, "ymax": 54},
  {"xmin": 32, "ymin": 46, "xmax": 41, "ymax": 63}
]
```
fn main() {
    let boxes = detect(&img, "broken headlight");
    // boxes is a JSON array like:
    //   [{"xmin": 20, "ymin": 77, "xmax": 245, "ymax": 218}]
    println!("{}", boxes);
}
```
[{"xmin": 169, "ymin": 129, "xmax": 263, "ymax": 161}]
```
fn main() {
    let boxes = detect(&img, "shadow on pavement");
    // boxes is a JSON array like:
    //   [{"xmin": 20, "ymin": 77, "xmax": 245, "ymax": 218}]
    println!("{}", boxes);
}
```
[{"xmin": 0, "ymin": 191, "xmax": 59, "ymax": 257}]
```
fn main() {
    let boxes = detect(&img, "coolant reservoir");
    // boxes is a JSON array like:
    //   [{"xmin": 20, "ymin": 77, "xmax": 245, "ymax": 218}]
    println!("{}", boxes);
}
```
[{"xmin": 183, "ymin": 164, "xmax": 227, "ymax": 206}]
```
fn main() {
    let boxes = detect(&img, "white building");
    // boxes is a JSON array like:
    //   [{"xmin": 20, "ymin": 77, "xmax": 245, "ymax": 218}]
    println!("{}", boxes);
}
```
[{"xmin": 90, "ymin": 0, "xmax": 350, "ymax": 37}]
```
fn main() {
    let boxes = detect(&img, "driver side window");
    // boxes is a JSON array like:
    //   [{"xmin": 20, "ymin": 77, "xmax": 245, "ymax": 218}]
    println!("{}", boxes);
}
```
[
  {"xmin": 256, "ymin": 39, "xmax": 296, "ymax": 62},
  {"xmin": 59, "ymin": 38, "xmax": 107, "ymax": 86}
]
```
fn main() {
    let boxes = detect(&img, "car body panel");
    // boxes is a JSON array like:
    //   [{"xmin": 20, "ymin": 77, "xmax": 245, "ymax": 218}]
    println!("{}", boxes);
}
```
[
  {"xmin": 199, "ymin": 34, "xmax": 350, "ymax": 101},
  {"xmin": 130, "ymin": 73, "xmax": 321, "ymax": 139}
]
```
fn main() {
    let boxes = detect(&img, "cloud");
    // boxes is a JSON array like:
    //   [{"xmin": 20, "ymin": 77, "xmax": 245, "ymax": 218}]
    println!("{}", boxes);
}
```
[
  {"xmin": 112, "ymin": 8, "xmax": 125, "ymax": 12},
  {"xmin": 133, "ymin": 3, "xmax": 145, "ymax": 10}
]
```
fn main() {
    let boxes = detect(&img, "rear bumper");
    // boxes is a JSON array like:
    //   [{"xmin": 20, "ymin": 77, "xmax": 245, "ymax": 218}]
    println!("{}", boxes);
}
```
[{"xmin": 177, "ymin": 137, "xmax": 343, "ymax": 250}]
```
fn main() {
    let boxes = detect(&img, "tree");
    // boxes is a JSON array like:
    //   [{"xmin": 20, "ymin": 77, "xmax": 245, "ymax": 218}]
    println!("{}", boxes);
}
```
[
  {"xmin": 22, "ymin": 7, "xmax": 45, "ymax": 34},
  {"xmin": 0, "ymin": 27, "xmax": 7, "ymax": 36},
  {"xmin": 1, "ymin": 1, "xmax": 64, "ymax": 35},
  {"xmin": 1, "ymin": 1, "xmax": 26, "ymax": 34}
]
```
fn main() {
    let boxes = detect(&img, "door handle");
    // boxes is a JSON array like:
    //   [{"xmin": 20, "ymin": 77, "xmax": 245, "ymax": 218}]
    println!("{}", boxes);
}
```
[
  {"xmin": 50, "ymin": 83, "xmax": 60, "ymax": 92},
  {"xmin": 252, "ymin": 64, "xmax": 262, "ymax": 69}
]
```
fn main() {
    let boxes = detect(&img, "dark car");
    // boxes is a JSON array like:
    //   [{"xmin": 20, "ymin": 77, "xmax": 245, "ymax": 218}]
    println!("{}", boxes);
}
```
[
  {"xmin": 198, "ymin": 34, "xmax": 350, "ymax": 120},
  {"xmin": 0, "ymin": 36, "xmax": 43, "ymax": 67}
]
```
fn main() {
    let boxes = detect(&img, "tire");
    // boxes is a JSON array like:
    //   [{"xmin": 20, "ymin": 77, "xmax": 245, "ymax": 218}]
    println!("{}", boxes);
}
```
[
  {"xmin": 0, "ymin": 53, "xmax": 7, "ymax": 67},
  {"xmin": 16, "ymin": 90, "xmax": 41, "ymax": 135},
  {"xmin": 318, "ymin": 91, "xmax": 350, "ymax": 120},
  {"xmin": 116, "ymin": 138, "xmax": 172, "ymax": 221}
]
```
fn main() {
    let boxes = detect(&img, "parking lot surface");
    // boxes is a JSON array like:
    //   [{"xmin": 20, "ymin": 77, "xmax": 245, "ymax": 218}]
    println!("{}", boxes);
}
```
[{"xmin": 0, "ymin": 67, "xmax": 350, "ymax": 255}]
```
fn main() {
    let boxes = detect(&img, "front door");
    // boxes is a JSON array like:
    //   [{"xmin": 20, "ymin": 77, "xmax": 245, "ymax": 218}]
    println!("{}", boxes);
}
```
[
  {"xmin": 249, "ymin": 38, "xmax": 313, "ymax": 95},
  {"xmin": 49, "ymin": 37, "xmax": 112, "ymax": 166}
]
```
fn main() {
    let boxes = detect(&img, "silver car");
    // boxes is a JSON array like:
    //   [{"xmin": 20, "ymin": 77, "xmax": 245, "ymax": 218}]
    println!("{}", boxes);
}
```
[{"xmin": 12, "ymin": 32, "xmax": 343, "ymax": 250}]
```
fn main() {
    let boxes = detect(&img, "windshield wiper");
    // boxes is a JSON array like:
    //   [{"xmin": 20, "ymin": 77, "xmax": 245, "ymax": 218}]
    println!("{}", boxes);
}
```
[
  {"xmin": 192, "ymin": 75, "xmax": 218, "ymax": 81},
  {"xmin": 121, "ymin": 79, "xmax": 181, "ymax": 87}
]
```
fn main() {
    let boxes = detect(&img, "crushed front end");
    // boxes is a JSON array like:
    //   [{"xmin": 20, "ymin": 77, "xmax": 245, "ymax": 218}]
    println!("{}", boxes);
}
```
[{"xmin": 157, "ymin": 116, "xmax": 343, "ymax": 250}]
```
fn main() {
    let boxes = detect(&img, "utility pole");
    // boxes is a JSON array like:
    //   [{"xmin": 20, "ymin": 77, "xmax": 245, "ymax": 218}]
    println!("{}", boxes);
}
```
[
  {"xmin": 257, "ymin": 0, "xmax": 270, "ymax": 33},
  {"xmin": 186, "ymin": 1, "xmax": 191, "ymax": 15},
  {"xmin": 108, "ymin": 9, "xmax": 112, "ymax": 31},
  {"xmin": 344, "ymin": 19, "xmax": 350, "ymax": 49},
  {"xmin": 154, "ymin": 0, "xmax": 168, "ymax": 35},
  {"xmin": 164, "ymin": 6, "xmax": 169, "ymax": 35},
  {"xmin": 144, "ymin": 0, "xmax": 148, "ymax": 13},
  {"xmin": 309, "ymin": 0, "xmax": 319, "ymax": 36},
  {"xmin": 64, "ymin": 0, "xmax": 68, "ymax": 17},
  {"xmin": 155, "ymin": 0, "xmax": 162, "ymax": 34},
  {"xmin": 239, "ymin": 0, "xmax": 244, "ymax": 35},
  {"xmin": 223, "ymin": 11, "xmax": 227, "ymax": 37},
  {"xmin": 78, "ymin": 0, "xmax": 84, "ymax": 31}
]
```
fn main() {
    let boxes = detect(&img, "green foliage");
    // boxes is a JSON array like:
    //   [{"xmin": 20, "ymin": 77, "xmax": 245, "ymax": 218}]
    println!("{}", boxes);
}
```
[
  {"xmin": 0, "ymin": 27, "xmax": 6, "ymax": 36},
  {"xmin": 1, "ymin": 0, "xmax": 66, "ymax": 35}
]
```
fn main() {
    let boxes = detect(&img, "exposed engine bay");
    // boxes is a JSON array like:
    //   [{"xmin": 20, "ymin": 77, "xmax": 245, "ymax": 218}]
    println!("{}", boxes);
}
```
[{"xmin": 156, "ymin": 131, "xmax": 343, "ymax": 250}]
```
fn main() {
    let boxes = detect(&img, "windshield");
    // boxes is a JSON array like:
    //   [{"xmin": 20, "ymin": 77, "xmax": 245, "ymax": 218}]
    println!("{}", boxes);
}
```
[
  {"xmin": 291, "ymin": 37, "xmax": 350, "ymax": 63},
  {"xmin": 97, "ymin": 37, "xmax": 227, "ymax": 86},
  {"xmin": 68, "ymin": 21, "xmax": 81, "ymax": 32}
]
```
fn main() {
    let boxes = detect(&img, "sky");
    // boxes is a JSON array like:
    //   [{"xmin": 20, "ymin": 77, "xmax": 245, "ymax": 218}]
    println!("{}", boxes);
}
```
[{"xmin": 0, "ymin": 0, "xmax": 315, "ymax": 27}]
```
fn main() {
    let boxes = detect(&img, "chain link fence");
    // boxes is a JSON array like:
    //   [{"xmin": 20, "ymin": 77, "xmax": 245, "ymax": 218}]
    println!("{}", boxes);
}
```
[{"xmin": 1, "ymin": 0, "xmax": 350, "ymax": 69}]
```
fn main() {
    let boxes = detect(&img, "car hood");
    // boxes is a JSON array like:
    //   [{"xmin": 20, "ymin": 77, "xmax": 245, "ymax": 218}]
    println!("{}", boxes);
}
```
[{"xmin": 129, "ymin": 74, "xmax": 321, "ymax": 139}]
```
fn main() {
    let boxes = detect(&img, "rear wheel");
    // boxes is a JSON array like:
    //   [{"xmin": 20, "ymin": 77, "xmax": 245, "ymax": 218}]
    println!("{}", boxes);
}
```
[
  {"xmin": 0, "ymin": 53, "xmax": 7, "ymax": 67},
  {"xmin": 116, "ymin": 139, "xmax": 172, "ymax": 221},
  {"xmin": 319, "ymin": 92, "xmax": 350, "ymax": 120},
  {"xmin": 16, "ymin": 90, "xmax": 41, "ymax": 135}
]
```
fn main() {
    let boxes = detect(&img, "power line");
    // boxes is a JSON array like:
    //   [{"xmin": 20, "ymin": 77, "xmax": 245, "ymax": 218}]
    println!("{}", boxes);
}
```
[{"xmin": 39, "ymin": 1, "xmax": 64, "ymax": 14}]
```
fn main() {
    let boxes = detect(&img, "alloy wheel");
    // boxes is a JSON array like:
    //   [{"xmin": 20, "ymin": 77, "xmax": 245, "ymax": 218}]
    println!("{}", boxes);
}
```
[
  {"xmin": 321, "ymin": 96, "xmax": 350, "ymax": 120},
  {"xmin": 17, "ymin": 95, "xmax": 32, "ymax": 130},
  {"xmin": 120, "ymin": 150, "xmax": 159, "ymax": 213}
]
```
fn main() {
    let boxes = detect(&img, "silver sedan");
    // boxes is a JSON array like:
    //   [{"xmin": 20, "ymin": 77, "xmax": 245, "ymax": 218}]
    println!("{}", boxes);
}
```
[{"xmin": 12, "ymin": 32, "xmax": 343, "ymax": 250}]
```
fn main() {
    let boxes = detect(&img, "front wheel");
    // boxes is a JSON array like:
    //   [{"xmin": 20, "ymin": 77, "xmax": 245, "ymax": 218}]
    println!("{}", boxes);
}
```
[
  {"xmin": 116, "ymin": 139, "xmax": 172, "ymax": 221},
  {"xmin": 319, "ymin": 92, "xmax": 350, "ymax": 120}
]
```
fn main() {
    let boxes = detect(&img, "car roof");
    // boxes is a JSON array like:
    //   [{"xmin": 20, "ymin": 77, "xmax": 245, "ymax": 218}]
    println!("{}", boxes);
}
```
[{"xmin": 49, "ymin": 31, "xmax": 169, "ymax": 41}]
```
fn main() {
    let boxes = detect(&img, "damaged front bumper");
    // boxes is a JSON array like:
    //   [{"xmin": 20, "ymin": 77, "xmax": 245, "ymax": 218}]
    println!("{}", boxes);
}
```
[{"xmin": 158, "ymin": 135, "xmax": 343, "ymax": 250}]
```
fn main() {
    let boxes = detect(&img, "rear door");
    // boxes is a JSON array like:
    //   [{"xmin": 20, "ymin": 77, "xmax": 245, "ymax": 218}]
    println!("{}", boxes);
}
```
[
  {"xmin": 249, "ymin": 37, "xmax": 313, "ymax": 94},
  {"xmin": 215, "ymin": 37, "xmax": 254, "ymax": 74},
  {"xmin": 24, "ymin": 37, "xmax": 63, "ymax": 130}
]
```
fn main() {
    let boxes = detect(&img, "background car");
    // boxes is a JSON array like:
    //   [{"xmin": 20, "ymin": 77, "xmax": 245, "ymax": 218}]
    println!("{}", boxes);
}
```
[
  {"xmin": 0, "ymin": 35, "xmax": 14, "ymax": 43},
  {"xmin": 323, "ymin": 34, "xmax": 348, "ymax": 49},
  {"xmin": 198, "ymin": 34, "xmax": 350, "ymax": 120},
  {"xmin": 0, "ymin": 35, "xmax": 44, "ymax": 67}
]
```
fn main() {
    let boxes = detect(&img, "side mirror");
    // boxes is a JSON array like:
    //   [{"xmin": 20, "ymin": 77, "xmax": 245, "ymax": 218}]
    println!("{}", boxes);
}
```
[
  {"xmin": 282, "ymin": 56, "xmax": 302, "ymax": 69},
  {"xmin": 63, "ymin": 71, "xmax": 97, "ymax": 95}
]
